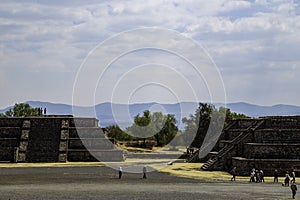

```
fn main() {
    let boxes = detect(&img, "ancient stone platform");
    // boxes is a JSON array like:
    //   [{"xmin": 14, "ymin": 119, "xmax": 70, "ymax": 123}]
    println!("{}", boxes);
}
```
[
  {"xmin": 0, "ymin": 116, "xmax": 124, "ymax": 162},
  {"xmin": 190, "ymin": 116, "xmax": 300, "ymax": 176}
]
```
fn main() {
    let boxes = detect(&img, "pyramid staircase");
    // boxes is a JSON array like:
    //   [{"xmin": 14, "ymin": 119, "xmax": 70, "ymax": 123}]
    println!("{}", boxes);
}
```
[{"xmin": 200, "ymin": 120, "xmax": 264, "ymax": 170}]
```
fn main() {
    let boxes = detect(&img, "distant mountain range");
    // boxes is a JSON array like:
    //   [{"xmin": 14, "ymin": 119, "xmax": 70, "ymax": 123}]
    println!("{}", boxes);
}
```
[{"xmin": 1, "ymin": 101, "xmax": 300, "ymax": 128}]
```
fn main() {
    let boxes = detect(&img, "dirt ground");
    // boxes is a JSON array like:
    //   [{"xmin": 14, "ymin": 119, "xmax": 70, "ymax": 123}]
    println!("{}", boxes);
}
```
[{"xmin": 0, "ymin": 164, "xmax": 296, "ymax": 200}]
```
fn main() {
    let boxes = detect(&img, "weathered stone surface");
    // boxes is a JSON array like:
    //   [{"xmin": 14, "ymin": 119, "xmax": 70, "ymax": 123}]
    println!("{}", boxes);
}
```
[
  {"xmin": 19, "ymin": 141, "xmax": 28, "ymax": 151},
  {"xmin": 22, "ymin": 120, "xmax": 30, "ymax": 129},
  {"xmin": 61, "ymin": 120, "xmax": 69, "ymax": 129},
  {"xmin": 59, "ymin": 141, "xmax": 68, "ymax": 151},
  {"xmin": 60, "ymin": 130, "xmax": 69, "ymax": 140},
  {"xmin": 58, "ymin": 153, "xmax": 67, "ymax": 162},
  {"xmin": 0, "ymin": 116, "xmax": 124, "ymax": 163},
  {"xmin": 17, "ymin": 152, "xmax": 26, "ymax": 162},
  {"xmin": 21, "ymin": 130, "xmax": 29, "ymax": 140}
]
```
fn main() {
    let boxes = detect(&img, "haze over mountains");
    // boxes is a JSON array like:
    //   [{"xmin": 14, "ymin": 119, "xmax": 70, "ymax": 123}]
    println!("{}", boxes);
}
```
[{"xmin": 1, "ymin": 101, "xmax": 300, "ymax": 128}]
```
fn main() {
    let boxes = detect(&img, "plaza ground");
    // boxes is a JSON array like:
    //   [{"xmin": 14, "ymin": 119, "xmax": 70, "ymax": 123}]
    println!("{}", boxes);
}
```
[{"xmin": 0, "ymin": 160, "xmax": 297, "ymax": 200}]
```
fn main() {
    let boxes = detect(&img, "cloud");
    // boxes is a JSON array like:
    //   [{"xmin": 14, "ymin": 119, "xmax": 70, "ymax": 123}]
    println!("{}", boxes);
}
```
[{"xmin": 0, "ymin": 0, "xmax": 299, "ymax": 108}]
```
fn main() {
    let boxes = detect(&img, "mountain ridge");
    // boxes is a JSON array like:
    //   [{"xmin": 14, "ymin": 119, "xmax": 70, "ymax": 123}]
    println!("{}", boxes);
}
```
[{"xmin": 1, "ymin": 101, "xmax": 300, "ymax": 128}]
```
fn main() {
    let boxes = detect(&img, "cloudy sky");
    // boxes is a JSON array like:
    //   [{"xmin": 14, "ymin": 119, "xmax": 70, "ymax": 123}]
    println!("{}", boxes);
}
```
[{"xmin": 1, "ymin": 0, "xmax": 300, "ymax": 109}]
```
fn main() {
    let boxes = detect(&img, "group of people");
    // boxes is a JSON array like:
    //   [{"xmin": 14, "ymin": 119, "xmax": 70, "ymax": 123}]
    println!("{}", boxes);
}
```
[
  {"xmin": 118, "ymin": 166, "xmax": 147, "ymax": 179},
  {"xmin": 231, "ymin": 167, "xmax": 297, "ymax": 199},
  {"xmin": 249, "ymin": 168, "xmax": 264, "ymax": 183},
  {"xmin": 38, "ymin": 107, "xmax": 47, "ymax": 116},
  {"xmin": 186, "ymin": 146, "xmax": 195, "ymax": 157}
]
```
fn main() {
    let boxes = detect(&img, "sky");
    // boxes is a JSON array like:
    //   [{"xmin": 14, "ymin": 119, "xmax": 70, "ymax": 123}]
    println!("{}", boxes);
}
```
[{"xmin": 1, "ymin": 0, "xmax": 300, "ymax": 109}]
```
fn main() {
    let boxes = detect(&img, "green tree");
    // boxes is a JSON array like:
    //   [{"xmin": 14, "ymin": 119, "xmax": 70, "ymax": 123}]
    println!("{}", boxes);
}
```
[
  {"xmin": 153, "ymin": 113, "xmax": 178, "ymax": 146},
  {"xmin": 106, "ymin": 124, "xmax": 133, "ymax": 141},
  {"xmin": 126, "ymin": 110, "xmax": 179, "ymax": 147},
  {"xmin": 4, "ymin": 103, "xmax": 39, "ymax": 117},
  {"xmin": 182, "ymin": 103, "xmax": 250, "ymax": 148}
]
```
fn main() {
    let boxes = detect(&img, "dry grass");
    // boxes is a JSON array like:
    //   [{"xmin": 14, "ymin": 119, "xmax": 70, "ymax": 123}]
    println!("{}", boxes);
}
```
[{"xmin": 154, "ymin": 162, "xmax": 280, "ymax": 182}]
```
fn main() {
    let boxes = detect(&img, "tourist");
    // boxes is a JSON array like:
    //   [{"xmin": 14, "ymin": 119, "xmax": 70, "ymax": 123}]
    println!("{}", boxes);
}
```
[
  {"xmin": 190, "ymin": 146, "xmax": 194, "ymax": 154},
  {"xmin": 291, "ymin": 181, "xmax": 297, "ymax": 199},
  {"xmin": 260, "ymin": 169, "xmax": 265, "ymax": 182},
  {"xmin": 186, "ymin": 147, "xmax": 190, "ymax": 157},
  {"xmin": 255, "ymin": 170, "xmax": 260, "ymax": 182},
  {"xmin": 118, "ymin": 167, "xmax": 123, "ymax": 179},
  {"xmin": 143, "ymin": 166, "xmax": 147, "ymax": 179},
  {"xmin": 274, "ymin": 169, "xmax": 279, "ymax": 183},
  {"xmin": 291, "ymin": 169, "xmax": 296, "ymax": 183},
  {"xmin": 250, "ymin": 169, "xmax": 255, "ymax": 183},
  {"xmin": 44, "ymin": 107, "xmax": 47, "ymax": 115},
  {"xmin": 231, "ymin": 167, "xmax": 236, "ymax": 181},
  {"xmin": 285, "ymin": 171, "xmax": 290, "ymax": 186}
]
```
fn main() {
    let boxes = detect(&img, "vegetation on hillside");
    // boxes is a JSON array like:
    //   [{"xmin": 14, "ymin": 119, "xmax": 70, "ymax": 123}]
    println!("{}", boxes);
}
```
[{"xmin": 0, "ymin": 103, "xmax": 39, "ymax": 117}]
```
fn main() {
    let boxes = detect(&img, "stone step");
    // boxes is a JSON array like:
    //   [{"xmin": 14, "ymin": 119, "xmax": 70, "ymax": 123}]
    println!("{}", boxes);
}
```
[
  {"xmin": 69, "ymin": 118, "xmax": 99, "ymax": 128},
  {"xmin": 244, "ymin": 143, "xmax": 300, "ymax": 159},
  {"xmin": 0, "ymin": 138, "xmax": 19, "ymax": 147},
  {"xmin": 69, "ymin": 127, "xmax": 105, "ymax": 138},
  {"xmin": 0, "ymin": 147, "xmax": 15, "ymax": 161},
  {"xmin": 68, "ymin": 138, "xmax": 115, "ymax": 149},
  {"xmin": 0, "ymin": 127, "xmax": 21, "ymax": 138},
  {"xmin": 0, "ymin": 119, "xmax": 24, "ymax": 127}
]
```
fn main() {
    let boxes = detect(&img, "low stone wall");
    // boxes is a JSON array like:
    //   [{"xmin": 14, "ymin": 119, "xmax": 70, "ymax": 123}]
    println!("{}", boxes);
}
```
[
  {"xmin": 254, "ymin": 129, "xmax": 300, "ymax": 143},
  {"xmin": 264, "ymin": 117, "xmax": 300, "ymax": 129},
  {"xmin": 244, "ymin": 143, "xmax": 300, "ymax": 159}
]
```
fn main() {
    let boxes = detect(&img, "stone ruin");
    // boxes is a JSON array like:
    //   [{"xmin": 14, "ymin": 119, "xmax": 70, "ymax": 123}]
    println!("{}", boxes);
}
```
[
  {"xmin": 0, "ymin": 116, "xmax": 124, "ymax": 162},
  {"xmin": 189, "ymin": 116, "xmax": 300, "ymax": 176}
]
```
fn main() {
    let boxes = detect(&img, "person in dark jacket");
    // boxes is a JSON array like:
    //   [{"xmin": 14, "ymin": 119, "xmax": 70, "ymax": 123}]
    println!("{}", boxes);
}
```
[{"xmin": 291, "ymin": 181, "xmax": 297, "ymax": 199}]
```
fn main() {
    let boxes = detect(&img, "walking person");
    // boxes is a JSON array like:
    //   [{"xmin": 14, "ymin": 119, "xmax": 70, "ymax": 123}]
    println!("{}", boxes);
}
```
[
  {"xmin": 285, "ymin": 171, "xmax": 290, "ymax": 186},
  {"xmin": 231, "ymin": 167, "xmax": 236, "ymax": 181},
  {"xmin": 291, "ymin": 181, "xmax": 297, "ymax": 199},
  {"xmin": 118, "ymin": 167, "xmax": 123, "ymax": 179},
  {"xmin": 274, "ymin": 169, "xmax": 279, "ymax": 183},
  {"xmin": 260, "ymin": 169, "xmax": 265, "ymax": 182},
  {"xmin": 142, "ymin": 166, "xmax": 147, "ymax": 179},
  {"xmin": 250, "ymin": 169, "xmax": 255, "ymax": 183},
  {"xmin": 291, "ymin": 169, "xmax": 296, "ymax": 183}
]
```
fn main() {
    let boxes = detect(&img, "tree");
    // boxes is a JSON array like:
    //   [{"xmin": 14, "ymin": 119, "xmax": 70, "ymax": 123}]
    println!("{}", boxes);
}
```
[
  {"xmin": 182, "ymin": 103, "xmax": 250, "ymax": 148},
  {"xmin": 126, "ymin": 110, "xmax": 153, "ymax": 147},
  {"xmin": 4, "ymin": 103, "xmax": 39, "ymax": 117},
  {"xmin": 126, "ymin": 110, "xmax": 179, "ymax": 147},
  {"xmin": 153, "ymin": 113, "xmax": 178, "ymax": 146},
  {"xmin": 106, "ymin": 124, "xmax": 133, "ymax": 141}
]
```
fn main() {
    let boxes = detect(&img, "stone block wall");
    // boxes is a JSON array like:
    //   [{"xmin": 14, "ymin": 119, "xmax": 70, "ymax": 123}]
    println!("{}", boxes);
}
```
[
  {"xmin": 0, "ymin": 116, "xmax": 124, "ymax": 163},
  {"xmin": 205, "ymin": 116, "xmax": 300, "ymax": 176},
  {"xmin": 244, "ymin": 143, "xmax": 300, "ymax": 159},
  {"xmin": 254, "ymin": 129, "xmax": 300, "ymax": 143}
]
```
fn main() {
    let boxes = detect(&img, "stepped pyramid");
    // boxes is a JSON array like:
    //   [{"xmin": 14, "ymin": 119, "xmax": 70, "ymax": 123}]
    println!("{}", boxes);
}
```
[
  {"xmin": 0, "ymin": 116, "xmax": 124, "ymax": 162},
  {"xmin": 189, "ymin": 116, "xmax": 300, "ymax": 176}
]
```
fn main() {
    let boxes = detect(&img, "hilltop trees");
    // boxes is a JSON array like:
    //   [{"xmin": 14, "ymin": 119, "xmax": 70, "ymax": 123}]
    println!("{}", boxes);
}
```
[
  {"xmin": 1, "ymin": 103, "xmax": 39, "ymax": 117},
  {"xmin": 106, "ymin": 110, "xmax": 178, "ymax": 147},
  {"xmin": 106, "ymin": 103, "xmax": 249, "ymax": 149}
]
